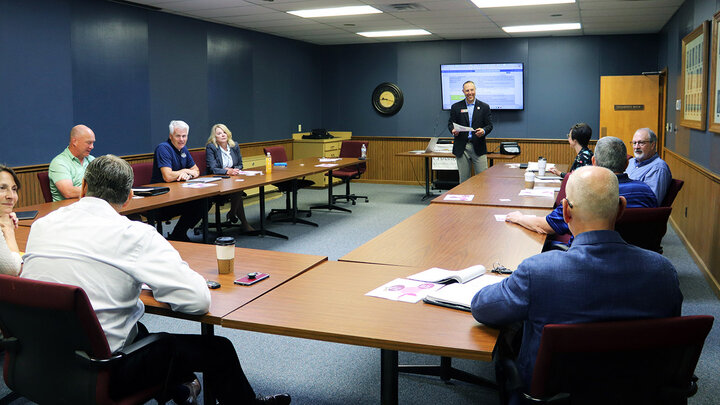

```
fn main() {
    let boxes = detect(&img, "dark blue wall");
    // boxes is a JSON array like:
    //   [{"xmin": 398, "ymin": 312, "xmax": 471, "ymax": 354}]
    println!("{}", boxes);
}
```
[
  {"xmin": 0, "ymin": 0, "xmax": 322, "ymax": 166},
  {"xmin": 2, "ymin": 0, "xmax": 664, "ymax": 168},
  {"xmin": 0, "ymin": 0, "xmax": 74, "ymax": 164},
  {"xmin": 320, "ymin": 35, "xmax": 659, "ymax": 142},
  {"xmin": 659, "ymin": 0, "xmax": 720, "ymax": 175}
]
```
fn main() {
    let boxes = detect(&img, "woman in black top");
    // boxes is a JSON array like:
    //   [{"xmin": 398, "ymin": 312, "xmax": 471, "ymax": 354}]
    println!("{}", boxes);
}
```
[{"xmin": 549, "ymin": 123, "xmax": 593, "ymax": 178}]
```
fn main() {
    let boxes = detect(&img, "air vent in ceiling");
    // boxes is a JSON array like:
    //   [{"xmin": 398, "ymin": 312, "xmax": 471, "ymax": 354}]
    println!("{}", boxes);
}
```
[{"xmin": 385, "ymin": 3, "xmax": 429, "ymax": 12}]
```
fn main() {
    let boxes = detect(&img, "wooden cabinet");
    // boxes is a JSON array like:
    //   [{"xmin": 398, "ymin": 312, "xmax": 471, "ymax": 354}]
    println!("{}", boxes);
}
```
[{"xmin": 292, "ymin": 131, "xmax": 351, "ymax": 187}]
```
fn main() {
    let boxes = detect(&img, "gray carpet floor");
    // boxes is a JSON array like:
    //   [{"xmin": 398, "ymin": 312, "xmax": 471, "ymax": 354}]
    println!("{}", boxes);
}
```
[{"xmin": 2, "ymin": 182, "xmax": 718, "ymax": 404}]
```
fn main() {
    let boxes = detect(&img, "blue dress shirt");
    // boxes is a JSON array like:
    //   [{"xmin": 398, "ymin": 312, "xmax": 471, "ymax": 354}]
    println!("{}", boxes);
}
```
[{"xmin": 625, "ymin": 154, "xmax": 672, "ymax": 204}]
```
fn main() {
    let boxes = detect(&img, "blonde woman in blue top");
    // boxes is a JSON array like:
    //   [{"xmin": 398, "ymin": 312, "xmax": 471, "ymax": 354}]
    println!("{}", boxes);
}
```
[{"xmin": 206, "ymin": 124, "xmax": 254, "ymax": 232}]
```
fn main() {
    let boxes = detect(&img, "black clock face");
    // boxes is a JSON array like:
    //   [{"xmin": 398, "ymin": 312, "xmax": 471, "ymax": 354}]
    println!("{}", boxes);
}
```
[{"xmin": 372, "ymin": 82, "xmax": 404, "ymax": 116}]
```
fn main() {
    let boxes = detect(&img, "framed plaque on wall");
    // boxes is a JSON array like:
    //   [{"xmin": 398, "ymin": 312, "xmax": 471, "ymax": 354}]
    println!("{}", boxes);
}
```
[
  {"xmin": 680, "ymin": 21, "xmax": 709, "ymax": 131},
  {"xmin": 708, "ymin": 12, "xmax": 720, "ymax": 133}
]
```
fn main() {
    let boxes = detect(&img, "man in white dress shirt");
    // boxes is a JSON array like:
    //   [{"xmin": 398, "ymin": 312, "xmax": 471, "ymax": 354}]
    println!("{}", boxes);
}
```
[{"xmin": 22, "ymin": 155, "xmax": 290, "ymax": 404}]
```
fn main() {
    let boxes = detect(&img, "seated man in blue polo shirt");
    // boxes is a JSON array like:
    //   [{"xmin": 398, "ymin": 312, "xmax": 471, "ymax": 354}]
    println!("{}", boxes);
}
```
[
  {"xmin": 626, "ymin": 127, "xmax": 672, "ymax": 204},
  {"xmin": 151, "ymin": 120, "xmax": 204, "ymax": 242},
  {"xmin": 505, "ymin": 136, "xmax": 657, "ymax": 242}
]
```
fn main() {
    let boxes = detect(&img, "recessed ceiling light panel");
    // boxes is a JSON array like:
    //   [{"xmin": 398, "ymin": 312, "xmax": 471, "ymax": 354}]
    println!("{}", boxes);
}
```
[
  {"xmin": 288, "ymin": 6, "xmax": 382, "ymax": 18},
  {"xmin": 503, "ymin": 23, "xmax": 581, "ymax": 33},
  {"xmin": 471, "ymin": 0, "xmax": 575, "ymax": 8},
  {"xmin": 357, "ymin": 29, "xmax": 431, "ymax": 38}
]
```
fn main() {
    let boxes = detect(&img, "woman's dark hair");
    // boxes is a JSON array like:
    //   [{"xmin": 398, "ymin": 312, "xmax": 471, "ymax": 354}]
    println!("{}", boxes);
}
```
[
  {"xmin": 569, "ymin": 123, "xmax": 592, "ymax": 148},
  {"xmin": 0, "ymin": 165, "xmax": 21, "ymax": 190}
]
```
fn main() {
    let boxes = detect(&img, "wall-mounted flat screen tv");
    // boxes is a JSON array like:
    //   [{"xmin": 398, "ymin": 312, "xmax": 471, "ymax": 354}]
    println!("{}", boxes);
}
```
[{"xmin": 441, "ymin": 63, "xmax": 524, "ymax": 110}]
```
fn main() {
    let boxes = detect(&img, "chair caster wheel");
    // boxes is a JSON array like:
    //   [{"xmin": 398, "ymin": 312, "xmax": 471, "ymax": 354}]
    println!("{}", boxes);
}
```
[
  {"xmin": 365, "ymin": 198, "xmax": 369, "ymax": 203},
  {"xmin": 306, "ymin": 213, "xmax": 312, "ymax": 218},
  {"xmin": 352, "ymin": 201, "xmax": 356, "ymax": 205}
]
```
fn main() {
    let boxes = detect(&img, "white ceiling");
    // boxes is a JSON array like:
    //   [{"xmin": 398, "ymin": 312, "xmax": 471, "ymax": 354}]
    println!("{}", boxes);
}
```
[{"xmin": 123, "ymin": 0, "xmax": 685, "ymax": 45}]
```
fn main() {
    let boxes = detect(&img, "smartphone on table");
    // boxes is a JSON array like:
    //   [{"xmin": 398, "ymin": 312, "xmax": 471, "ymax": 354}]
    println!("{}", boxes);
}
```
[{"xmin": 234, "ymin": 272, "xmax": 269, "ymax": 286}]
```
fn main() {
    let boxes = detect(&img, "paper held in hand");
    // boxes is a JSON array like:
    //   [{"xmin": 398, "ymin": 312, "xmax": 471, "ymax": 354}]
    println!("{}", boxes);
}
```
[
  {"xmin": 423, "ymin": 275, "xmax": 504, "ymax": 312},
  {"xmin": 407, "ymin": 265, "xmax": 486, "ymax": 284},
  {"xmin": 452, "ymin": 122, "xmax": 476, "ymax": 132}
]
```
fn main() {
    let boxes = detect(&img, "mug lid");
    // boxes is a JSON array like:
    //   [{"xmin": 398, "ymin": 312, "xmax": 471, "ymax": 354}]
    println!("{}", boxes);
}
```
[{"xmin": 215, "ymin": 236, "xmax": 235, "ymax": 246}]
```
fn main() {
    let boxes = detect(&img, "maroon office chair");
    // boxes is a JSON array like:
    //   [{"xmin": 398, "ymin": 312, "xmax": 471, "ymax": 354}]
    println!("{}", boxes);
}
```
[
  {"xmin": 553, "ymin": 172, "xmax": 571, "ymax": 208},
  {"xmin": 36, "ymin": 171, "xmax": 52, "ymax": 203},
  {"xmin": 615, "ymin": 206, "xmax": 672, "ymax": 254},
  {"xmin": 188, "ymin": 150, "xmax": 207, "ymax": 176},
  {"xmin": 130, "ymin": 162, "xmax": 153, "ymax": 187},
  {"xmin": 129, "ymin": 161, "xmax": 170, "ymax": 231},
  {"xmin": 547, "ymin": 207, "xmax": 672, "ymax": 253},
  {"xmin": 497, "ymin": 316, "xmax": 713, "ymax": 405},
  {"xmin": 0, "ymin": 274, "xmax": 172, "ymax": 404},
  {"xmin": 263, "ymin": 146, "xmax": 316, "ymax": 226},
  {"xmin": 331, "ymin": 141, "xmax": 369, "ymax": 205},
  {"xmin": 661, "ymin": 178, "xmax": 684, "ymax": 207}
]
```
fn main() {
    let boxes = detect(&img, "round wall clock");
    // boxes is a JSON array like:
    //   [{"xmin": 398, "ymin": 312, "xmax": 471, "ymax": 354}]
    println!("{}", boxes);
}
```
[{"xmin": 372, "ymin": 82, "xmax": 404, "ymax": 116}]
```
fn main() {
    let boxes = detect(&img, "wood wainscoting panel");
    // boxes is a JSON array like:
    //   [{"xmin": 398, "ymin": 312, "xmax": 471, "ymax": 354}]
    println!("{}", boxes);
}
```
[
  {"xmin": 664, "ymin": 149, "xmax": 720, "ymax": 297},
  {"xmin": 352, "ymin": 137, "xmax": 596, "ymax": 185},
  {"xmin": 13, "ymin": 140, "xmax": 294, "ymax": 208},
  {"xmin": 352, "ymin": 137, "xmax": 431, "ymax": 185}
]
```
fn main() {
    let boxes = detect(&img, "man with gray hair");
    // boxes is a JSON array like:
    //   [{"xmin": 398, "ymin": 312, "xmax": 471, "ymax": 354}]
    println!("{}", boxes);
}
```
[
  {"xmin": 626, "ymin": 127, "xmax": 672, "ymax": 203},
  {"xmin": 472, "ymin": 165, "xmax": 682, "ymax": 401},
  {"xmin": 22, "ymin": 155, "xmax": 291, "ymax": 404},
  {"xmin": 151, "ymin": 120, "xmax": 204, "ymax": 241},
  {"xmin": 505, "ymin": 136, "xmax": 657, "ymax": 240}
]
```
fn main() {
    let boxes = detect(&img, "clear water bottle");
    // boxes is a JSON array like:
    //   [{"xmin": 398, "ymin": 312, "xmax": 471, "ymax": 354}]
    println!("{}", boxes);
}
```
[
  {"xmin": 265, "ymin": 152, "xmax": 272, "ymax": 174},
  {"xmin": 537, "ymin": 156, "xmax": 546, "ymax": 176},
  {"xmin": 360, "ymin": 144, "xmax": 367, "ymax": 160}
]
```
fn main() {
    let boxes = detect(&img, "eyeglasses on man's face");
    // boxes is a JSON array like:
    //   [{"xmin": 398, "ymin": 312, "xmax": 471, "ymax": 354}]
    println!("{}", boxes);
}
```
[{"xmin": 630, "ymin": 140, "xmax": 652, "ymax": 146}]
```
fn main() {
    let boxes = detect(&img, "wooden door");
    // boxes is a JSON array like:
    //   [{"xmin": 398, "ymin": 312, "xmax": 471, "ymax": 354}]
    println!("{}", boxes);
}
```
[{"xmin": 599, "ymin": 75, "xmax": 661, "ymax": 150}]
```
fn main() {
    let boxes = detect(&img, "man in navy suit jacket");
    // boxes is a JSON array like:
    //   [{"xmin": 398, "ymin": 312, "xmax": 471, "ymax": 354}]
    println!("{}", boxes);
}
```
[
  {"xmin": 447, "ymin": 81, "xmax": 493, "ymax": 183},
  {"xmin": 471, "ymin": 166, "xmax": 682, "ymax": 399}
]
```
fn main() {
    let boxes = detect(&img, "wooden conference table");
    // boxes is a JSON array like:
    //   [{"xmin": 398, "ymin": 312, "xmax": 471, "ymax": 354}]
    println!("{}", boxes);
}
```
[
  {"xmin": 431, "ymin": 175, "xmax": 559, "ymax": 209},
  {"xmin": 13, "ymin": 229, "xmax": 328, "ymax": 328},
  {"xmin": 482, "ymin": 163, "xmax": 567, "ymax": 179},
  {"xmin": 396, "ymin": 151, "xmax": 515, "ymax": 200},
  {"xmin": 139, "ymin": 241, "xmax": 327, "ymax": 327},
  {"xmin": 341, "ymin": 204, "xmax": 549, "ymax": 271},
  {"xmin": 17, "ymin": 157, "xmax": 362, "ymax": 240},
  {"xmin": 223, "ymin": 260, "xmax": 502, "ymax": 405}
]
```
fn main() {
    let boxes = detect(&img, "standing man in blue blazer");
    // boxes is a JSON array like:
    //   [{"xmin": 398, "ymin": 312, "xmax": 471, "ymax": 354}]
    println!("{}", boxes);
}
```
[{"xmin": 447, "ymin": 80, "xmax": 493, "ymax": 183}]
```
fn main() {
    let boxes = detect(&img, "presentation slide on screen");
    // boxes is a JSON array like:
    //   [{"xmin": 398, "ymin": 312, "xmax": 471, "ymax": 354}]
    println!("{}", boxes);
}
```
[{"xmin": 441, "ymin": 63, "xmax": 524, "ymax": 110}]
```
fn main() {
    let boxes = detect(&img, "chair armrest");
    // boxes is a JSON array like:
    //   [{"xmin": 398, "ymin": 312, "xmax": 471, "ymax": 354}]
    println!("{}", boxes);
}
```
[
  {"xmin": 521, "ymin": 392, "xmax": 570, "ymax": 404},
  {"xmin": 75, "ymin": 332, "xmax": 171, "ymax": 368},
  {"xmin": 545, "ymin": 242, "xmax": 569, "ymax": 252},
  {"xmin": 0, "ymin": 336, "xmax": 18, "ymax": 352}
]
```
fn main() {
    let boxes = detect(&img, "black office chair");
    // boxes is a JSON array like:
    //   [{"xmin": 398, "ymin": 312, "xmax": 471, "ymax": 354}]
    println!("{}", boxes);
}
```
[
  {"xmin": 263, "ymin": 146, "xmax": 316, "ymax": 226},
  {"xmin": 497, "ymin": 316, "xmax": 714, "ymax": 405},
  {"xmin": 0, "ymin": 274, "xmax": 173, "ymax": 404}
]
